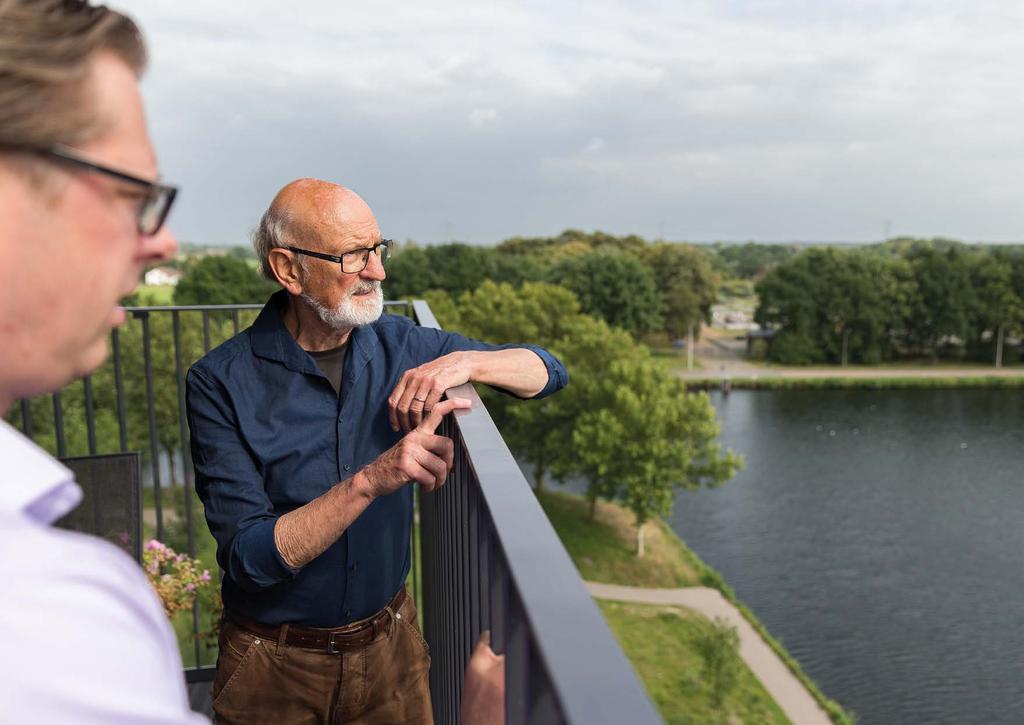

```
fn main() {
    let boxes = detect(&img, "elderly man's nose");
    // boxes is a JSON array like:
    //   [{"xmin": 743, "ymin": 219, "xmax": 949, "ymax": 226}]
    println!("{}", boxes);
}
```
[{"xmin": 361, "ymin": 249, "xmax": 386, "ymax": 280}]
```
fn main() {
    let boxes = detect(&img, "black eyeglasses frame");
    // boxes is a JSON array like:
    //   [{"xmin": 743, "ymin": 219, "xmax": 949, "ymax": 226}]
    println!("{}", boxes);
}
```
[
  {"xmin": 285, "ymin": 240, "xmax": 393, "ymax": 274},
  {"xmin": 2, "ymin": 143, "xmax": 178, "ymax": 235}
]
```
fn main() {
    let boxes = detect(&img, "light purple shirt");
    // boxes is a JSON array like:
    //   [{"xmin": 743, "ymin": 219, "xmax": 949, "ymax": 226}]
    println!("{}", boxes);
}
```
[{"xmin": 0, "ymin": 420, "xmax": 207, "ymax": 724}]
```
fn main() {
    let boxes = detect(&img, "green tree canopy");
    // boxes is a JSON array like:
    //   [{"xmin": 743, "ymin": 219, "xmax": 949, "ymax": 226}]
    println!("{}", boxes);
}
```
[
  {"xmin": 385, "ymin": 243, "xmax": 545, "ymax": 299},
  {"xmin": 174, "ymin": 255, "xmax": 277, "ymax": 306},
  {"xmin": 547, "ymin": 248, "xmax": 664, "ymax": 337},
  {"xmin": 427, "ymin": 278, "xmax": 740, "ymax": 549},
  {"xmin": 642, "ymin": 242, "xmax": 719, "ymax": 339}
]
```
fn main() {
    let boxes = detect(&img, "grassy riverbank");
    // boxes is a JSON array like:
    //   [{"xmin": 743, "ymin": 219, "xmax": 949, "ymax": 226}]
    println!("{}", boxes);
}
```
[
  {"xmin": 600, "ymin": 600, "xmax": 788, "ymax": 725},
  {"xmin": 537, "ymin": 489, "xmax": 853, "ymax": 725}
]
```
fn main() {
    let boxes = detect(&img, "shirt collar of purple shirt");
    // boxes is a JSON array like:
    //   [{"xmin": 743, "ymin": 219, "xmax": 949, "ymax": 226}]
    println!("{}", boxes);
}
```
[{"xmin": 0, "ymin": 419, "xmax": 82, "ymax": 524}]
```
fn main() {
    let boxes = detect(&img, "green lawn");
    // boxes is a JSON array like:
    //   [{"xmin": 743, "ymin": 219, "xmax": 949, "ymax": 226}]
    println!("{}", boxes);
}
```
[
  {"xmin": 537, "ymin": 488, "xmax": 703, "ymax": 587},
  {"xmin": 134, "ymin": 283, "xmax": 175, "ymax": 306},
  {"xmin": 600, "ymin": 600, "xmax": 789, "ymax": 725}
]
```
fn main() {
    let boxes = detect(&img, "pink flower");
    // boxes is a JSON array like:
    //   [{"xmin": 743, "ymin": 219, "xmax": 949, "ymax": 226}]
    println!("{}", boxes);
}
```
[{"xmin": 200, "ymin": 570, "xmax": 211, "ymax": 583}]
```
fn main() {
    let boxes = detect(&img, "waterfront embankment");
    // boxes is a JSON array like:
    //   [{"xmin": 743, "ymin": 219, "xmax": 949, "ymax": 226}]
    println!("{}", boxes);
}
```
[{"xmin": 537, "ymin": 489, "xmax": 853, "ymax": 725}]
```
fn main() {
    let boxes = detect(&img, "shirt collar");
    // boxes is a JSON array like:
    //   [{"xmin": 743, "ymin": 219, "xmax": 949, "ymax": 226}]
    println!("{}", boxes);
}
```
[
  {"xmin": 0, "ymin": 419, "xmax": 82, "ymax": 524},
  {"xmin": 250, "ymin": 290, "xmax": 380, "ymax": 386}
]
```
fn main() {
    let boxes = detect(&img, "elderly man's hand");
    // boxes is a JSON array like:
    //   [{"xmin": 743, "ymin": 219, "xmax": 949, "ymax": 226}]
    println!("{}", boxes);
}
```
[
  {"xmin": 362, "ymin": 397, "xmax": 471, "ymax": 497},
  {"xmin": 388, "ymin": 352, "xmax": 476, "ymax": 433}
]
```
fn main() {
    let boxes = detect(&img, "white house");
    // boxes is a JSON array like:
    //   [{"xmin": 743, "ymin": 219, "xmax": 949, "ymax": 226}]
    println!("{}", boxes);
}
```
[{"xmin": 144, "ymin": 266, "xmax": 182, "ymax": 286}]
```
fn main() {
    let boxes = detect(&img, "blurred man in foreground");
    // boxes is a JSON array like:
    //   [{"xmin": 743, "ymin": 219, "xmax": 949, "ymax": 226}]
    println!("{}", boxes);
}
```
[{"xmin": 0, "ymin": 1, "xmax": 200, "ymax": 721}]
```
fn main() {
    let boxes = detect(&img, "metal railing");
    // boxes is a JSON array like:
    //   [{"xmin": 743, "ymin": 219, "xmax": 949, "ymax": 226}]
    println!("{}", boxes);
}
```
[
  {"xmin": 414, "ymin": 301, "xmax": 659, "ymax": 724},
  {"xmin": 11, "ymin": 299, "xmax": 660, "ymax": 723}
]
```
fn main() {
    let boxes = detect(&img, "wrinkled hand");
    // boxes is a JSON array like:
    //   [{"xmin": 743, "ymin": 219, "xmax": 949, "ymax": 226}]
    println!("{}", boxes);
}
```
[
  {"xmin": 363, "ymin": 397, "xmax": 471, "ymax": 497},
  {"xmin": 388, "ymin": 352, "xmax": 474, "ymax": 433},
  {"xmin": 461, "ymin": 631, "xmax": 505, "ymax": 725}
]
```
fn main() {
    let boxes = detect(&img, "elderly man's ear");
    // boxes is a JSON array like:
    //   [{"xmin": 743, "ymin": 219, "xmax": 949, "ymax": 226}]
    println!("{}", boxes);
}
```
[{"xmin": 268, "ymin": 248, "xmax": 304, "ymax": 295}]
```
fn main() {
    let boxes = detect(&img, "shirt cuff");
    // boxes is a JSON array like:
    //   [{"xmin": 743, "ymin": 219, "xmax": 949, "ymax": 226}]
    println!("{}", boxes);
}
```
[
  {"xmin": 518, "ymin": 345, "xmax": 569, "ymax": 399},
  {"xmin": 232, "ymin": 518, "xmax": 299, "ymax": 591}
]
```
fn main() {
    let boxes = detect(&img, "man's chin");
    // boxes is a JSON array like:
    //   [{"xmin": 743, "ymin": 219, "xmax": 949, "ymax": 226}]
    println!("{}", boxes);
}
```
[
  {"xmin": 351, "ymin": 292, "xmax": 384, "ymax": 326},
  {"xmin": 72, "ymin": 336, "xmax": 111, "ymax": 380}
]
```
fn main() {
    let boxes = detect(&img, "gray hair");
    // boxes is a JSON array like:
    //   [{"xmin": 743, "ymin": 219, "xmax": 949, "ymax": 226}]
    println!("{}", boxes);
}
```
[{"xmin": 252, "ymin": 204, "xmax": 302, "ymax": 282}]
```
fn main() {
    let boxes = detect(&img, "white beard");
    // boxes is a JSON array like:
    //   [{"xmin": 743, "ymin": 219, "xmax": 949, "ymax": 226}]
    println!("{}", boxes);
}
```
[{"xmin": 302, "ymin": 281, "xmax": 384, "ymax": 330}]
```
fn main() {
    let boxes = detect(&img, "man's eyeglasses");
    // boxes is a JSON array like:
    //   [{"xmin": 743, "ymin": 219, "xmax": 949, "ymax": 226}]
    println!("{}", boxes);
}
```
[
  {"xmin": 6, "ymin": 144, "xmax": 178, "ymax": 236},
  {"xmin": 286, "ymin": 240, "xmax": 393, "ymax": 274}
]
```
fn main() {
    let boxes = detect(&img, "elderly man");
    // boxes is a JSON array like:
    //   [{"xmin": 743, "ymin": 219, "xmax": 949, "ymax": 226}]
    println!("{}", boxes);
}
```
[
  {"xmin": 0, "ymin": 1, "xmax": 202, "ymax": 722},
  {"xmin": 186, "ymin": 179, "xmax": 567, "ymax": 723}
]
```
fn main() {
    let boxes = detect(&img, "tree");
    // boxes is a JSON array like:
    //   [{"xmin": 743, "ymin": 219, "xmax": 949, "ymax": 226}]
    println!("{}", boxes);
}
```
[
  {"xmin": 968, "ymin": 252, "xmax": 1023, "ymax": 367},
  {"xmin": 385, "ymin": 243, "xmax": 545, "ymax": 299},
  {"xmin": 904, "ymin": 245, "xmax": 975, "ymax": 358},
  {"xmin": 570, "ymin": 353, "xmax": 741, "ymax": 554},
  {"xmin": 641, "ymin": 242, "xmax": 719, "ymax": 340},
  {"xmin": 174, "ymin": 255, "xmax": 277, "ymax": 306},
  {"xmin": 694, "ymin": 617, "xmax": 742, "ymax": 718},
  {"xmin": 548, "ymin": 248, "xmax": 664, "ymax": 337},
  {"xmin": 710, "ymin": 242, "xmax": 798, "ymax": 280},
  {"xmin": 427, "ymin": 281, "xmax": 586, "ymax": 491},
  {"xmin": 425, "ymin": 278, "xmax": 740, "ymax": 527},
  {"xmin": 756, "ymin": 248, "xmax": 916, "ymax": 364}
]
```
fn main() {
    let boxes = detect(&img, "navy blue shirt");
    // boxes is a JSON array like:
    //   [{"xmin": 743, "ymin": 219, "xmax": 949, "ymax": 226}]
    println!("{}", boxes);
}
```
[{"xmin": 186, "ymin": 291, "xmax": 568, "ymax": 627}]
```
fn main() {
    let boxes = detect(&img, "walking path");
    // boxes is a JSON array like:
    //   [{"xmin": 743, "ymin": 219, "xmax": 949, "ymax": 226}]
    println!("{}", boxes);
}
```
[
  {"xmin": 586, "ymin": 581, "xmax": 831, "ymax": 725},
  {"xmin": 671, "ymin": 332, "xmax": 1024, "ymax": 381}
]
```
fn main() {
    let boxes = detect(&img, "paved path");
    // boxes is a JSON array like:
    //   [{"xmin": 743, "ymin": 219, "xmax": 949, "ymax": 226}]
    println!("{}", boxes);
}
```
[
  {"xmin": 672, "ymin": 330, "xmax": 1024, "ymax": 381},
  {"xmin": 587, "ymin": 582, "xmax": 831, "ymax": 725}
]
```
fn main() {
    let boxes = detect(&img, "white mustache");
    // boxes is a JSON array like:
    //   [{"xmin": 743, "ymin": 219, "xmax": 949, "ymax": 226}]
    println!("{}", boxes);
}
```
[{"xmin": 350, "ymin": 281, "xmax": 381, "ymax": 295}]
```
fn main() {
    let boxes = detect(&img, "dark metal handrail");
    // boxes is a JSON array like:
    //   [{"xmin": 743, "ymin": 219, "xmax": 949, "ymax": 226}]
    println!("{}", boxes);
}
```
[{"xmin": 414, "ymin": 301, "xmax": 660, "ymax": 724}]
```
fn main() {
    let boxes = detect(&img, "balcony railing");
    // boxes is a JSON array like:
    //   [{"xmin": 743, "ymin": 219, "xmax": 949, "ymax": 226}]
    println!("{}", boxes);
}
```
[{"xmin": 12, "ymin": 300, "xmax": 660, "ymax": 724}]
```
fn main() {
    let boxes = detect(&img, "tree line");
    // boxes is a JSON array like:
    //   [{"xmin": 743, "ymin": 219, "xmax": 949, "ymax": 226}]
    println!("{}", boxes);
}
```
[
  {"xmin": 755, "ymin": 239, "xmax": 1024, "ymax": 365},
  {"xmin": 386, "ymin": 230, "xmax": 721, "ymax": 340}
]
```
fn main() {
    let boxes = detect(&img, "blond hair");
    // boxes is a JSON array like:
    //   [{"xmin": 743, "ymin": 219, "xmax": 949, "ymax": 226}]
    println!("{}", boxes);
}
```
[{"xmin": 0, "ymin": 0, "xmax": 146, "ymax": 151}]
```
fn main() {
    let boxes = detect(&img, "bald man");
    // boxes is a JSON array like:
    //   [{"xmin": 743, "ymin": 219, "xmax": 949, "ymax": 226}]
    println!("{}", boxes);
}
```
[{"xmin": 185, "ymin": 179, "xmax": 567, "ymax": 723}]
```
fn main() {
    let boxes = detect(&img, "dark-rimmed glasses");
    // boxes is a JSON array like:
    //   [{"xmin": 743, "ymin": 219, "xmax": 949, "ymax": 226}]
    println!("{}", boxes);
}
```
[
  {"xmin": 286, "ymin": 240, "xmax": 393, "ymax": 274},
  {"xmin": 7, "ymin": 143, "xmax": 178, "ymax": 235}
]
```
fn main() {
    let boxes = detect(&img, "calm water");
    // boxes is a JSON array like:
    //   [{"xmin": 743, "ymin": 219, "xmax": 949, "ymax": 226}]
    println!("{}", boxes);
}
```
[{"xmin": 670, "ymin": 389, "xmax": 1024, "ymax": 725}]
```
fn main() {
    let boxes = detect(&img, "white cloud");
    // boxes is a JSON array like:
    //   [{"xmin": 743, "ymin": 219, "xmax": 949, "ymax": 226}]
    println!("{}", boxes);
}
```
[
  {"xmin": 468, "ymin": 108, "xmax": 499, "ymax": 126},
  {"xmin": 126, "ymin": 0, "xmax": 1024, "ymax": 243}
]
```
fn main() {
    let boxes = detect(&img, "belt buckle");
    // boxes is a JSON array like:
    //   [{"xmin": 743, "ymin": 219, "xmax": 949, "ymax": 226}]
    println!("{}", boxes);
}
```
[{"xmin": 327, "ymin": 631, "xmax": 342, "ymax": 655}]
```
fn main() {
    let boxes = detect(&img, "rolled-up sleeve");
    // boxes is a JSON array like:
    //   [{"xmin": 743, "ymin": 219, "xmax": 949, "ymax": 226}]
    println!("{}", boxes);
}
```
[
  {"xmin": 513, "ymin": 344, "xmax": 569, "ymax": 399},
  {"xmin": 186, "ymin": 368, "xmax": 296, "ymax": 592}
]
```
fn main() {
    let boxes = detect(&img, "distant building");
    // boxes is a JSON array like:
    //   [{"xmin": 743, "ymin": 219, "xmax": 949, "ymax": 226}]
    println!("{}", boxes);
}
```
[{"xmin": 144, "ymin": 266, "xmax": 182, "ymax": 286}]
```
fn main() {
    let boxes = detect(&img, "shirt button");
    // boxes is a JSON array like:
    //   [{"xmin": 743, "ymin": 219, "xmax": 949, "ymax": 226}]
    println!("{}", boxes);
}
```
[
  {"xmin": 345, "ymin": 610, "xmax": 352, "ymax": 618},
  {"xmin": 344, "ymin": 464, "xmax": 351, "ymax": 472},
  {"xmin": 350, "ymin": 563, "xmax": 357, "ymax": 572}
]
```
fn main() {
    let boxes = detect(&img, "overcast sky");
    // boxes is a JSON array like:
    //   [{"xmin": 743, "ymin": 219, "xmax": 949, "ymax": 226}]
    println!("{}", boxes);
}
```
[{"xmin": 128, "ymin": 0, "xmax": 1024, "ymax": 246}]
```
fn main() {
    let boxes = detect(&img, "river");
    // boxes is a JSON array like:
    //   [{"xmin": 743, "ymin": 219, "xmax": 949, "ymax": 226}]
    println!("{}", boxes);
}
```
[{"xmin": 669, "ymin": 389, "xmax": 1024, "ymax": 724}]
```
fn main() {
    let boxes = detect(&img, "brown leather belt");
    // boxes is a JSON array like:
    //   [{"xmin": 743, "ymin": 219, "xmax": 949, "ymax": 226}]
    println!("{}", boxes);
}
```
[{"xmin": 228, "ymin": 587, "xmax": 407, "ymax": 654}]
